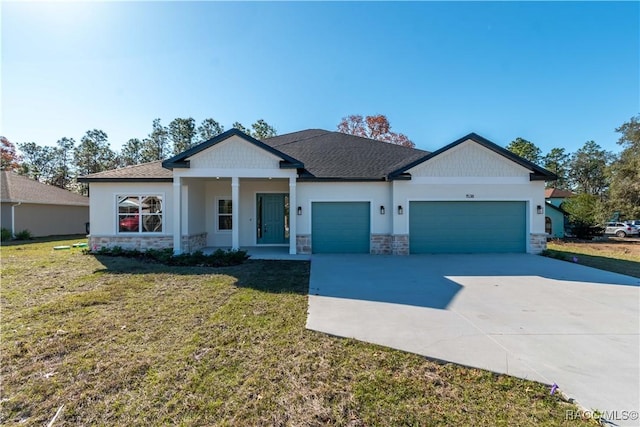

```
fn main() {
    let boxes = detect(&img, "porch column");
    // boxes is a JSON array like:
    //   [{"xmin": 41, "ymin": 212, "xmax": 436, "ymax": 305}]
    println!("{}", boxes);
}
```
[
  {"xmin": 173, "ymin": 176, "xmax": 182, "ymax": 255},
  {"xmin": 231, "ymin": 176, "xmax": 240, "ymax": 250},
  {"xmin": 289, "ymin": 176, "xmax": 297, "ymax": 255}
]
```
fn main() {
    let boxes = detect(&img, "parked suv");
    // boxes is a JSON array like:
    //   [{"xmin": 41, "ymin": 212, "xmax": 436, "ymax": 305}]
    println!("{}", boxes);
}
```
[
  {"xmin": 624, "ymin": 220, "xmax": 640, "ymax": 228},
  {"xmin": 604, "ymin": 222, "xmax": 639, "ymax": 238}
]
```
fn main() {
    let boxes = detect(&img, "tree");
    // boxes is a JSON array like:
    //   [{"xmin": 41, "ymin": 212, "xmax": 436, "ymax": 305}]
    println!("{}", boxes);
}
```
[
  {"xmin": 140, "ymin": 118, "xmax": 170, "ymax": 162},
  {"xmin": 74, "ymin": 130, "xmax": 116, "ymax": 175},
  {"xmin": 506, "ymin": 137, "xmax": 542, "ymax": 164},
  {"xmin": 337, "ymin": 114, "xmax": 415, "ymax": 148},
  {"xmin": 542, "ymin": 147, "xmax": 570, "ymax": 189},
  {"xmin": 17, "ymin": 142, "xmax": 56, "ymax": 182},
  {"xmin": 169, "ymin": 117, "xmax": 197, "ymax": 155},
  {"xmin": 197, "ymin": 118, "xmax": 224, "ymax": 142},
  {"xmin": 562, "ymin": 193, "xmax": 607, "ymax": 238},
  {"xmin": 232, "ymin": 121, "xmax": 252, "ymax": 136},
  {"xmin": 607, "ymin": 115, "xmax": 640, "ymax": 218},
  {"xmin": 1, "ymin": 136, "xmax": 21, "ymax": 171},
  {"xmin": 568, "ymin": 140, "xmax": 613, "ymax": 196},
  {"xmin": 251, "ymin": 119, "xmax": 277, "ymax": 140},
  {"xmin": 50, "ymin": 137, "xmax": 76, "ymax": 189},
  {"xmin": 120, "ymin": 138, "xmax": 144, "ymax": 166}
]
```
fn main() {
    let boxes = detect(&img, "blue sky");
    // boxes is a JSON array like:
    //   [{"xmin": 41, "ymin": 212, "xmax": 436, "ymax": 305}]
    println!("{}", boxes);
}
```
[{"xmin": 2, "ymin": 1, "xmax": 638, "ymax": 156}]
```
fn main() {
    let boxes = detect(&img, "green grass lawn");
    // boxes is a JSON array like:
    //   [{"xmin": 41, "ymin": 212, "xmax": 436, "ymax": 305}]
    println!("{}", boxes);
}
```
[{"xmin": 1, "ymin": 238, "xmax": 594, "ymax": 426}]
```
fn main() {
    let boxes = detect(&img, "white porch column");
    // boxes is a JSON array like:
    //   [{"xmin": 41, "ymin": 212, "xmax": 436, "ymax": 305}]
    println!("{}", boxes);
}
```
[
  {"xmin": 231, "ymin": 176, "xmax": 240, "ymax": 250},
  {"xmin": 289, "ymin": 176, "xmax": 297, "ymax": 255},
  {"xmin": 173, "ymin": 176, "xmax": 182, "ymax": 255}
]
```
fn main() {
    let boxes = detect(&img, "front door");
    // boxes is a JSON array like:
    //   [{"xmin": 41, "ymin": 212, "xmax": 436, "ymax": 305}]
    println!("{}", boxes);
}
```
[{"xmin": 257, "ymin": 193, "xmax": 288, "ymax": 244}]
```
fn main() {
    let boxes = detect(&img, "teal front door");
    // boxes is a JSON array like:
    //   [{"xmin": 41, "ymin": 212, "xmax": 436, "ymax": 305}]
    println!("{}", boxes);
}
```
[{"xmin": 257, "ymin": 194, "xmax": 288, "ymax": 244}]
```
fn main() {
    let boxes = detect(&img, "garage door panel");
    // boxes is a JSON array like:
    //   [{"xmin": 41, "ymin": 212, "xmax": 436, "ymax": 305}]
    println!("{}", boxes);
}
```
[
  {"xmin": 410, "ymin": 201, "xmax": 526, "ymax": 253},
  {"xmin": 312, "ymin": 202, "xmax": 370, "ymax": 253}
]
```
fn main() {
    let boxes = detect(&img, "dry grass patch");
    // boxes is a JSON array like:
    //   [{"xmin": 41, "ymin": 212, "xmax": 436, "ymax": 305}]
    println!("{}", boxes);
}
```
[
  {"xmin": 1, "ymin": 238, "xmax": 595, "ymax": 426},
  {"xmin": 546, "ymin": 239, "xmax": 640, "ymax": 278}
]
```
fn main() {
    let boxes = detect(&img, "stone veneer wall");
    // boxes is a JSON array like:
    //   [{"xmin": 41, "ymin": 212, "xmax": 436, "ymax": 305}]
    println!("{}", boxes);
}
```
[
  {"xmin": 296, "ymin": 235, "xmax": 311, "ymax": 254},
  {"xmin": 370, "ymin": 234, "xmax": 391, "ymax": 255},
  {"xmin": 181, "ymin": 233, "xmax": 208, "ymax": 253},
  {"xmin": 89, "ymin": 235, "xmax": 173, "ymax": 252},
  {"xmin": 89, "ymin": 233, "xmax": 208, "ymax": 253},
  {"xmin": 391, "ymin": 235, "xmax": 409, "ymax": 255},
  {"xmin": 529, "ymin": 233, "xmax": 547, "ymax": 254}
]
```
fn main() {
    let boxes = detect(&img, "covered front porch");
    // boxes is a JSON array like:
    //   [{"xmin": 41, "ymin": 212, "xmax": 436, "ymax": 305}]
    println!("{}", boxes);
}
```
[{"xmin": 173, "ymin": 175, "xmax": 299, "ymax": 255}]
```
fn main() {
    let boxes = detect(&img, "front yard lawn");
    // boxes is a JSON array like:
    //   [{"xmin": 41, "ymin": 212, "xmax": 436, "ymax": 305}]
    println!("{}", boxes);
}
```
[
  {"xmin": 1, "ymin": 238, "xmax": 593, "ymax": 426},
  {"xmin": 546, "ymin": 239, "xmax": 640, "ymax": 278}
]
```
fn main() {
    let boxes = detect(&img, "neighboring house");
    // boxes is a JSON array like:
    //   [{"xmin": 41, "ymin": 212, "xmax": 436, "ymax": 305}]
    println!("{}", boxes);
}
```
[
  {"xmin": 0, "ymin": 171, "xmax": 90, "ymax": 237},
  {"xmin": 544, "ymin": 188, "xmax": 573, "ymax": 238},
  {"xmin": 78, "ymin": 129, "xmax": 556, "ymax": 255}
]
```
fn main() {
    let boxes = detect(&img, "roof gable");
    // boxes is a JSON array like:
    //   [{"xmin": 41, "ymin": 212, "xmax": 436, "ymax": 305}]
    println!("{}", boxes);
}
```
[
  {"xmin": 406, "ymin": 139, "xmax": 532, "ymax": 178},
  {"xmin": 389, "ymin": 133, "xmax": 556, "ymax": 181},
  {"xmin": 162, "ymin": 128, "xmax": 303, "ymax": 170},
  {"xmin": 1, "ymin": 172, "xmax": 89, "ymax": 206},
  {"xmin": 78, "ymin": 161, "xmax": 173, "ymax": 182}
]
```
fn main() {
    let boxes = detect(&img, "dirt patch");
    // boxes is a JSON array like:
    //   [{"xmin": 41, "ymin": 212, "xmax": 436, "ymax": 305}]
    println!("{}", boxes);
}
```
[{"xmin": 549, "ymin": 238, "xmax": 640, "ymax": 259}]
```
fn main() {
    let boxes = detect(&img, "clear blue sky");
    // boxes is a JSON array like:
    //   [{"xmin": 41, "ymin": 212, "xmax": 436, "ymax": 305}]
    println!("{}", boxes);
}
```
[{"xmin": 2, "ymin": 1, "xmax": 638, "ymax": 156}]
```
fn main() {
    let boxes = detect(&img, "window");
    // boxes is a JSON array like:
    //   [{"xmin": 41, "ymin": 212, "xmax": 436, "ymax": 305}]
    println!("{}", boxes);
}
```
[
  {"xmin": 545, "ymin": 217, "xmax": 552, "ymax": 235},
  {"xmin": 118, "ymin": 195, "xmax": 163, "ymax": 233},
  {"xmin": 217, "ymin": 199, "xmax": 232, "ymax": 231}
]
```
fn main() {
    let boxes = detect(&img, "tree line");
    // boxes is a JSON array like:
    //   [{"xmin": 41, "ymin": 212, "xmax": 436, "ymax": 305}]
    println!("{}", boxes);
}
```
[
  {"xmin": 0, "ymin": 117, "xmax": 277, "ymax": 195},
  {"xmin": 1, "ymin": 113, "xmax": 638, "ymax": 227},
  {"xmin": 504, "ymin": 115, "xmax": 639, "ymax": 227}
]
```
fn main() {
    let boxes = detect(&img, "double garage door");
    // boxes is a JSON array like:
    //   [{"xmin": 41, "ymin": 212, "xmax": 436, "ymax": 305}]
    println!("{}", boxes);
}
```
[
  {"xmin": 409, "ymin": 201, "xmax": 526, "ymax": 254},
  {"xmin": 310, "ymin": 201, "xmax": 526, "ymax": 254}
]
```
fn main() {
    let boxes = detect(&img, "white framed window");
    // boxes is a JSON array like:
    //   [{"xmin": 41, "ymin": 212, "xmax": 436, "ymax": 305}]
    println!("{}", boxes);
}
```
[
  {"xmin": 217, "ymin": 199, "xmax": 232, "ymax": 231},
  {"xmin": 117, "ymin": 195, "xmax": 163, "ymax": 233}
]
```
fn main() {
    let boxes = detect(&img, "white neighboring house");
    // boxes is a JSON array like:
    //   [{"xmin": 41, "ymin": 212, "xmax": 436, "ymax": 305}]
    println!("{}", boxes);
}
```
[{"xmin": 78, "ymin": 129, "xmax": 556, "ymax": 255}]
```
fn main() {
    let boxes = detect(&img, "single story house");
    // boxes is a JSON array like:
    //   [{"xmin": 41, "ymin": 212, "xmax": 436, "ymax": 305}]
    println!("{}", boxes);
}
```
[
  {"xmin": 79, "ymin": 129, "xmax": 556, "ymax": 255},
  {"xmin": 544, "ymin": 188, "xmax": 573, "ymax": 239},
  {"xmin": 1, "ymin": 171, "xmax": 90, "ymax": 237}
]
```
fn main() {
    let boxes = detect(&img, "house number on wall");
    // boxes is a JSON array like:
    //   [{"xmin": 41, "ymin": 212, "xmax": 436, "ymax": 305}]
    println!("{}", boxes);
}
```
[{"xmin": 466, "ymin": 194, "xmax": 475, "ymax": 198}]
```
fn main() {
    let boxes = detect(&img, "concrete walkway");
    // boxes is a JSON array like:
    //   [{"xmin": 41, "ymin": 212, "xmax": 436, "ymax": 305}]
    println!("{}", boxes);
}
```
[{"xmin": 307, "ymin": 254, "xmax": 640, "ymax": 425}]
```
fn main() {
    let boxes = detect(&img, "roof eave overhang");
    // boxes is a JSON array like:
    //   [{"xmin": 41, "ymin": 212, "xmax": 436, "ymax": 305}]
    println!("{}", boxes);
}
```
[
  {"xmin": 77, "ymin": 177, "xmax": 174, "ymax": 183},
  {"xmin": 296, "ymin": 177, "xmax": 387, "ymax": 182}
]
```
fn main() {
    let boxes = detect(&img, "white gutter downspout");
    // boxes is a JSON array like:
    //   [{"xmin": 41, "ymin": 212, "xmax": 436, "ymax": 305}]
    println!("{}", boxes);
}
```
[{"xmin": 11, "ymin": 202, "xmax": 22, "ymax": 237}]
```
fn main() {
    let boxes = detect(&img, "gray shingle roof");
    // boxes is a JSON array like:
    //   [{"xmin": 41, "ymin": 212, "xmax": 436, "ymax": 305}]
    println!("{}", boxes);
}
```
[
  {"xmin": 1, "ymin": 172, "xmax": 89, "ymax": 206},
  {"xmin": 78, "ymin": 161, "xmax": 173, "ymax": 182},
  {"xmin": 262, "ymin": 130, "xmax": 428, "ymax": 180}
]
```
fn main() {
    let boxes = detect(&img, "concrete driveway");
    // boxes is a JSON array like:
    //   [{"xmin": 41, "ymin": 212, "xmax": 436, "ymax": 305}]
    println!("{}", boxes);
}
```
[{"xmin": 307, "ymin": 254, "xmax": 640, "ymax": 425}]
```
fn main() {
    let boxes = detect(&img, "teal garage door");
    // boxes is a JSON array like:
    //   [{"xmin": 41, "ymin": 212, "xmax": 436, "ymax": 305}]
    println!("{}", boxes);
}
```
[
  {"xmin": 409, "ymin": 201, "xmax": 526, "ymax": 254},
  {"xmin": 312, "ymin": 202, "xmax": 370, "ymax": 253}
]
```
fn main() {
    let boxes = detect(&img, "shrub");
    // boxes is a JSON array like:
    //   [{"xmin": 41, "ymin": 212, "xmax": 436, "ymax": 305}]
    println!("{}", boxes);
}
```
[
  {"xmin": 13, "ymin": 229, "xmax": 32, "ymax": 240},
  {"xmin": 89, "ymin": 246, "xmax": 249, "ymax": 267},
  {"xmin": 0, "ymin": 228, "xmax": 11, "ymax": 242}
]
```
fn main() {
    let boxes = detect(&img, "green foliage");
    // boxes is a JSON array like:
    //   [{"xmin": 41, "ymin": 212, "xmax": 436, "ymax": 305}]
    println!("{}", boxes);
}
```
[
  {"xmin": 506, "ymin": 137, "xmax": 542, "ymax": 164},
  {"xmin": 91, "ymin": 246, "xmax": 249, "ymax": 267},
  {"xmin": 140, "ymin": 118, "xmax": 170, "ymax": 162},
  {"xmin": 543, "ymin": 148, "xmax": 570, "ymax": 189},
  {"xmin": 568, "ymin": 140, "xmax": 613, "ymax": 196},
  {"xmin": 197, "ymin": 118, "xmax": 224, "ymax": 142},
  {"xmin": 1, "ymin": 227, "xmax": 12, "ymax": 241},
  {"xmin": 169, "ymin": 117, "xmax": 197, "ymax": 155},
  {"xmin": 562, "ymin": 193, "xmax": 608, "ymax": 238},
  {"xmin": 607, "ymin": 115, "xmax": 640, "ymax": 219},
  {"xmin": 120, "ymin": 138, "xmax": 144, "ymax": 166},
  {"xmin": 1, "ymin": 136, "xmax": 21, "ymax": 171},
  {"xmin": 13, "ymin": 229, "xmax": 32, "ymax": 240}
]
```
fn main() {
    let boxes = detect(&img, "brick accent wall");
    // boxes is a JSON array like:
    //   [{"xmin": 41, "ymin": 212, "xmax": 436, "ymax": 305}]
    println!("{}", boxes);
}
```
[
  {"xmin": 392, "ymin": 234, "xmax": 409, "ymax": 255},
  {"xmin": 529, "ymin": 233, "xmax": 547, "ymax": 254},
  {"xmin": 370, "ymin": 234, "xmax": 391, "ymax": 255},
  {"xmin": 296, "ymin": 235, "xmax": 311, "ymax": 254}
]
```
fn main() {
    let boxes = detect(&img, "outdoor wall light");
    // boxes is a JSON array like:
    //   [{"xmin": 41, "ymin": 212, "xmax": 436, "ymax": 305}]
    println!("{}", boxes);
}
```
[
  {"xmin": 380, "ymin": 205, "xmax": 385, "ymax": 215},
  {"xmin": 537, "ymin": 205, "xmax": 543, "ymax": 214},
  {"xmin": 297, "ymin": 206, "xmax": 302, "ymax": 216},
  {"xmin": 398, "ymin": 205, "xmax": 404, "ymax": 215}
]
